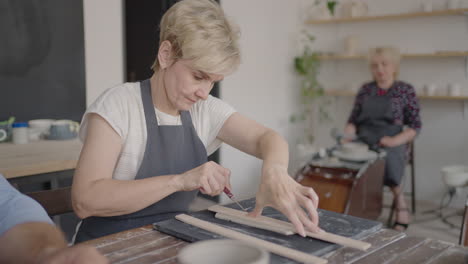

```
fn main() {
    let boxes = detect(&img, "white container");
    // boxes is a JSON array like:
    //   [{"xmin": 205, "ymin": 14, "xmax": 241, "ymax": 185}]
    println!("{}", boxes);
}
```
[
  {"xmin": 447, "ymin": 83, "xmax": 461, "ymax": 96},
  {"xmin": 447, "ymin": 0, "xmax": 461, "ymax": 9},
  {"xmin": 340, "ymin": 1, "xmax": 368, "ymax": 18},
  {"xmin": 344, "ymin": 35, "xmax": 359, "ymax": 56},
  {"xmin": 423, "ymin": 83, "xmax": 438, "ymax": 96},
  {"xmin": 28, "ymin": 128, "xmax": 42, "ymax": 142},
  {"xmin": 441, "ymin": 165, "xmax": 468, "ymax": 187},
  {"xmin": 12, "ymin": 123, "xmax": 29, "ymax": 144},
  {"xmin": 178, "ymin": 239, "xmax": 269, "ymax": 264},
  {"xmin": 29, "ymin": 119, "xmax": 55, "ymax": 139},
  {"xmin": 422, "ymin": 2, "xmax": 433, "ymax": 12}
]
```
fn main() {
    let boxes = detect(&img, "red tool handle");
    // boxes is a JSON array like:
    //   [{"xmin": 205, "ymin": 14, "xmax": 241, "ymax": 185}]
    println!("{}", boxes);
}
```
[
  {"xmin": 199, "ymin": 187, "xmax": 233, "ymax": 198},
  {"xmin": 223, "ymin": 187, "xmax": 234, "ymax": 198}
]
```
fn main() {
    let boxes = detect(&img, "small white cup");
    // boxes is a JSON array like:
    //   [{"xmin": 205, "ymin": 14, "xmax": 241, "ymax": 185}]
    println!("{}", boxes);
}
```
[
  {"xmin": 423, "ymin": 84, "xmax": 438, "ymax": 96},
  {"xmin": 422, "ymin": 2, "xmax": 433, "ymax": 12},
  {"xmin": 29, "ymin": 119, "xmax": 55, "ymax": 139},
  {"xmin": 447, "ymin": 0, "xmax": 460, "ymax": 9},
  {"xmin": 448, "ymin": 83, "xmax": 461, "ymax": 96},
  {"xmin": 344, "ymin": 35, "xmax": 359, "ymax": 56},
  {"xmin": 414, "ymin": 86, "xmax": 424, "ymax": 96},
  {"xmin": 28, "ymin": 128, "xmax": 42, "ymax": 142},
  {"xmin": 178, "ymin": 239, "xmax": 269, "ymax": 264},
  {"xmin": 0, "ymin": 129, "xmax": 7, "ymax": 142}
]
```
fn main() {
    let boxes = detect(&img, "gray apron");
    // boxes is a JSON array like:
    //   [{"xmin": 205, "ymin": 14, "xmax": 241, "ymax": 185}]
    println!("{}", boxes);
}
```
[
  {"xmin": 355, "ymin": 87, "xmax": 405, "ymax": 187},
  {"xmin": 74, "ymin": 79, "xmax": 207, "ymax": 243}
]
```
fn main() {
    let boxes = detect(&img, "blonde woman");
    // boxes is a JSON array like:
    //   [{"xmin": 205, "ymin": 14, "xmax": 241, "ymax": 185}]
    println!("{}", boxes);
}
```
[
  {"xmin": 344, "ymin": 46, "xmax": 422, "ymax": 231},
  {"xmin": 72, "ymin": 0, "xmax": 320, "ymax": 242}
]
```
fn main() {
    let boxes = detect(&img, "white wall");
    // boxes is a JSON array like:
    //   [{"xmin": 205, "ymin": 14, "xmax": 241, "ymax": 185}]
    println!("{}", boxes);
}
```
[
  {"xmin": 309, "ymin": 0, "xmax": 468, "ymax": 206},
  {"xmin": 83, "ymin": 0, "xmax": 125, "ymax": 106},
  {"xmin": 220, "ymin": 0, "xmax": 309, "ymax": 202},
  {"xmin": 221, "ymin": 0, "xmax": 468, "ymax": 205}
]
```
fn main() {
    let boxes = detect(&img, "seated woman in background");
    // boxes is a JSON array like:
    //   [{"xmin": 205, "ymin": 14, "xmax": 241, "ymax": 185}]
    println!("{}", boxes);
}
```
[{"xmin": 344, "ymin": 46, "xmax": 422, "ymax": 231}]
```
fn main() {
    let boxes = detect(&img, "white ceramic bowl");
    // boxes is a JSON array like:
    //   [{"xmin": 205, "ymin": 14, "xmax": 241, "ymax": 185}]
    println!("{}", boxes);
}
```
[
  {"xmin": 178, "ymin": 239, "xmax": 269, "ymax": 264},
  {"xmin": 28, "ymin": 119, "xmax": 55, "ymax": 136},
  {"xmin": 441, "ymin": 165, "xmax": 468, "ymax": 187},
  {"xmin": 341, "ymin": 142, "xmax": 369, "ymax": 155}
]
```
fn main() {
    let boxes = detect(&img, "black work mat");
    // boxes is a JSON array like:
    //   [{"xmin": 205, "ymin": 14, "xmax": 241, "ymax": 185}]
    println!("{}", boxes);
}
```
[{"xmin": 153, "ymin": 198, "xmax": 381, "ymax": 264}]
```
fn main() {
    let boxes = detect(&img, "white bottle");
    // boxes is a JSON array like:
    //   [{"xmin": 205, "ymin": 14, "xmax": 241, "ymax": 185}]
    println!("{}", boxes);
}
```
[
  {"xmin": 12, "ymin": 122, "xmax": 29, "ymax": 144},
  {"xmin": 447, "ymin": 0, "xmax": 460, "ymax": 9}
]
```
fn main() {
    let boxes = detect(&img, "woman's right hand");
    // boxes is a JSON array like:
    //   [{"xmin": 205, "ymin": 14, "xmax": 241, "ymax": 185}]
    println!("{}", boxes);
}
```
[
  {"xmin": 175, "ymin": 161, "xmax": 231, "ymax": 196},
  {"xmin": 342, "ymin": 123, "xmax": 357, "ymax": 144}
]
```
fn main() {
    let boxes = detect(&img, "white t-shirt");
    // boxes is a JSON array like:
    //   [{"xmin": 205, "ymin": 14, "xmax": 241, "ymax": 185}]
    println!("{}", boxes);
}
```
[{"xmin": 79, "ymin": 82, "xmax": 236, "ymax": 181}]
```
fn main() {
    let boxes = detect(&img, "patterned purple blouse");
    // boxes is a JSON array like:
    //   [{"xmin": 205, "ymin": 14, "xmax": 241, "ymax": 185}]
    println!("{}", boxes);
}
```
[{"xmin": 347, "ymin": 81, "xmax": 422, "ymax": 133}]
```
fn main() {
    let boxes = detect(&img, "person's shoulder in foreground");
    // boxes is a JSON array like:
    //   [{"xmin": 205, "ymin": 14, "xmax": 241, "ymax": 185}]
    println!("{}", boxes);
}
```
[
  {"xmin": 0, "ymin": 175, "xmax": 53, "ymax": 236},
  {"xmin": 0, "ymin": 175, "xmax": 108, "ymax": 264}
]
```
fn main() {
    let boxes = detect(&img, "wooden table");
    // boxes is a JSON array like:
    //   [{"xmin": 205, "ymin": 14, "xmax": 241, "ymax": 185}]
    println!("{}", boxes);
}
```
[
  {"xmin": 0, "ymin": 139, "xmax": 82, "ymax": 180},
  {"xmin": 84, "ymin": 224, "xmax": 468, "ymax": 264}
]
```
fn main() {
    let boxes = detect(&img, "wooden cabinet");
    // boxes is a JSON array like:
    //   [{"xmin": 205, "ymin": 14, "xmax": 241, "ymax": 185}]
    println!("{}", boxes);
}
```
[{"xmin": 296, "ymin": 159, "xmax": 385, "ymax": 220}]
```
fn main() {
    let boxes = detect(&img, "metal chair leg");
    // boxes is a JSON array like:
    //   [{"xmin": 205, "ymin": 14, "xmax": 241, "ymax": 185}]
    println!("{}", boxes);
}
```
[
  {"xmin": 460, "ymin": 196, "xmax": 468, "ymax": 246},
  {"xmin": 387, "ymin": 199, "xmax": 396, "ymax": 227},
  {"xmin": 411, "ymin": 160, "xmax": 416, "ymax": 214}
]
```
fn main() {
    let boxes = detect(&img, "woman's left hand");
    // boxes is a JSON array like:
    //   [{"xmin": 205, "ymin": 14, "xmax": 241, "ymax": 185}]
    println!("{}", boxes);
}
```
[
  {"xmin": 247, "ymin": 165, "xmax": 320, "ymax": 237},
  {"xmin": 379, "ymin": 136, "xmax": 400, "ymax": 147}
]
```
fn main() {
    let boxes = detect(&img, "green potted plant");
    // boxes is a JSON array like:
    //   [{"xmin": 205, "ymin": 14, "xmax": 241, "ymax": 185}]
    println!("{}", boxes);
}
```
[
  {"xmin": 291, "ymin": 32, "xmax": 334, "ymax": 170},
  {"xmin": 291, "ymin": 32, "xmax": 324, "ymax": 145},
  {"xmin": 326, "ymin": 0, "xmax": 338, "ymax": 16}
]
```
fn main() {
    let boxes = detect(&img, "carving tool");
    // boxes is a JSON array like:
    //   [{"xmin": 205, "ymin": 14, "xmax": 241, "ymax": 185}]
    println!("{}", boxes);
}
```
[{"xmin": 223, "ymin": 187, "xmax": 247, "ymax": 211}]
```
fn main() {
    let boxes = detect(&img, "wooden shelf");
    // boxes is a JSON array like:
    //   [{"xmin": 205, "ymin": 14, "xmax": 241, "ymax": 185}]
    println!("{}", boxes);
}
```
[
  {"xmin": 317, "ymin": 51, "xmax": 468, "ymax": 61},
  {"xmin": 306, "ymin": 8, "xmax": 468, "ymax": 24},
  {"xmin": 307, "ymin": 8, "xmax": 468, "ymax": 101},
  {"xmin": 324, "ymin": 90, "xmax": 468, "ymax": 100}
]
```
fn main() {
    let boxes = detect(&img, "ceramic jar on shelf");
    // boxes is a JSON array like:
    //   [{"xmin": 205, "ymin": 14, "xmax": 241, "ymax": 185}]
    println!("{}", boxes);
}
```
[
  {"xmin": 339, "ymin": 1, "xmax": 369, "ymax": 18},
  {"xmin": 306, "ymin": 2, "xmax": 332, "ymax": 20},
  {"xmin": 344, "ymin": 35, "xmax": 359, "ymax": 56},
  {"xmin": 12, "ymin": 122, "xmax": 29, "ymax": 144}
]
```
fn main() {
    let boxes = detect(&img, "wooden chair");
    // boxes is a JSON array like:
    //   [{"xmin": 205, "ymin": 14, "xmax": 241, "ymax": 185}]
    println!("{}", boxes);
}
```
[
  {"xmin": 387, "ymin": 142, "xmax": 416, "ymax": 226},
  {"xmin": 460, "ymin": 196, "xmax": 468, "ymax": 246},
  {"xmin": 26, "ymin": 187, "xmax": 73, "ymax": 216},
  {"xmin": 408, "ymin": 142, "xmax": 416, "ymax": 213}
]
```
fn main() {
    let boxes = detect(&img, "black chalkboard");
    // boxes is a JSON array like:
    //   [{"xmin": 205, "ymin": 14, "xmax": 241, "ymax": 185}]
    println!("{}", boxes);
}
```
[
  {"xmin": 154, "ymin": 198, "xmax": 382, "ymax": 264},
  {"xmin": 0, "ymin": 0, "xmax": 85, "ymax": 122}
]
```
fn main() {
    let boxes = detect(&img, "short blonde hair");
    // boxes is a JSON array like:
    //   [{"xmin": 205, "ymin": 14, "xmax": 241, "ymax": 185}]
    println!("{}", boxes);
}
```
[
  {"xmin": 151, "ymin": 0, "xmax": 241, "ymax": 76},
  {"xmin": 368, "ymin": 46, "xmax": 401, "ymax": 78}
]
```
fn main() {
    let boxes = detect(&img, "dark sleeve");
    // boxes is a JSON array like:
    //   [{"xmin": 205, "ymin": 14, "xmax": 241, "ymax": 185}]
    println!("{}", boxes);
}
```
[
  {"xmin": 347, "ymin": 85, "xmax": 367, "ymax": 124},
  {"xmin": 403, "ymin": 84, "xmax": 422, "ymax": 134}
]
